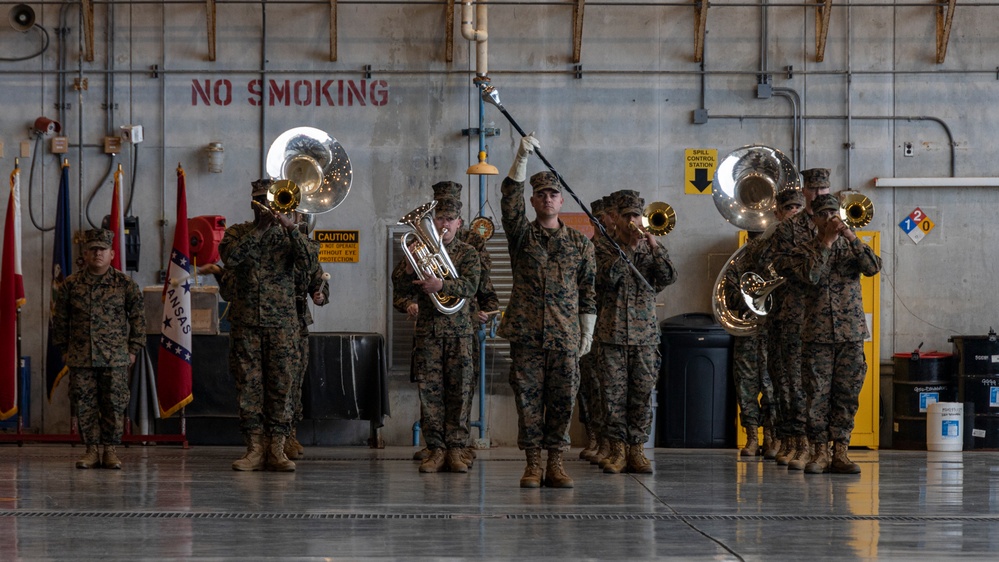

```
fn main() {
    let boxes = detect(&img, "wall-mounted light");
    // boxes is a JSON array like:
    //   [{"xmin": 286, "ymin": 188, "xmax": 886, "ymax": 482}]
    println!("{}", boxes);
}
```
[{"xmin": 206, "ymin": 141, "xmax": 224, "ymax": 173}]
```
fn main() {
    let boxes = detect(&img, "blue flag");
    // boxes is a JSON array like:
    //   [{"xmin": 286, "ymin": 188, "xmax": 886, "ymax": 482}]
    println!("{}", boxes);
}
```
[{"xmin": 46, "ymin": 160, "xmax": 72, "ymax": 401}]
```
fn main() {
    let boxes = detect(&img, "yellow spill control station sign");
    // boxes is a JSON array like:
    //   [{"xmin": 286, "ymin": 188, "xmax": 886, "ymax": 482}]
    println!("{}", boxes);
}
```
[{"xmin": 684, "ymin": 148, "xmax": 717, "ymax": 194}]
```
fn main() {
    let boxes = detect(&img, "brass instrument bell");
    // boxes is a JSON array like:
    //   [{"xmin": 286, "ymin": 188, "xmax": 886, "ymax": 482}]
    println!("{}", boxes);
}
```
[
  {"xmin": 839, "ymin": 192, "xmax": 874, "ymax": 228},
  {"xmin": 642, "ymin": 202, "xmax": 676, "ymax": 236},
  {"xmin": 266, "ymin": 180, "xmax": 301, "ymax": 214}
]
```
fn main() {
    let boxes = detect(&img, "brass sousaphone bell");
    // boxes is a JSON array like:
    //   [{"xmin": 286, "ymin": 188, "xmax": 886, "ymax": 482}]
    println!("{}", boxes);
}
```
[{"xmin": 263, "ymin": 127, "xmax": 352, "ymax": 215}]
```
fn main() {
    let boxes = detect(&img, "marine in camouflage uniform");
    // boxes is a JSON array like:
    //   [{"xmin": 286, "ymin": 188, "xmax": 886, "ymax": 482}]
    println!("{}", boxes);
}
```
[
  {"xmin": 784, "ymin": 193, "xmax": 881, "ymax": 474},
  {"xmin": 759, "ymin": 168, "xmax": 830, "ymax": 468},
  {"xmin": 576, "ymin": 197, "xmax": 611, "ymax": 463},
  {"xmin": 392, "ymin": 193, "xmax": 481, "ymax": 473},
  {"xmin": 52, "ymin": 228, "xmax": 145, "ymax": 470},
  {"xmin": 730, "ymin": 189, "xmax": 804, "ymax": 459},
  {"xmin": 286, "ymin": 230, "xmax": 329, "ymax": 459},
  {"xmin": 500, "ymin": 135, "xmax": 596, "ymax": 489},
  {"xmin": 594, "ymin": 190, "xmax": 677, "ymax": 474},
  {"xmin": 221, "ymin": 179, "xmax": 316, "ymax": 472}
]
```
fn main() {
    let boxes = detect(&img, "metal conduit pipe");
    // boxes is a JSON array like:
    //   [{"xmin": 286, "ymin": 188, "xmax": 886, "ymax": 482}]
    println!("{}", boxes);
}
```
[{"xmin": 709, "ymin": 114, "xmax": 956, "ymax": 177}]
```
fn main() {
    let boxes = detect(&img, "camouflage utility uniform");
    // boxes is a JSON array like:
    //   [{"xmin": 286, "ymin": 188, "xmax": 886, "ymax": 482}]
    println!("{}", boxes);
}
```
[
  {"xmin": 499, "ymin": 176, "xmax": 596, "ymax": 451},
  {"xmin": 52, "ymin": 267, "xmax": 145, "ymax": 446},
  {"xmin": 220, "ymin": 220, "xmax": 314, "ymax": 439},
  {"xmin": 727, "ymin": 234, "xmax": 775, "ymax": 436},
  {"xmin": 457, "ymin": 226, "xmax": 499, "ymax": 441},
  {"xmin": 787, "ymin": 234, "xmax": 881, "ymax": 446},
  {"xmin": 392, "ymin": 237, "xmax": 481, "ymax": 451},
  {"xmin": 290, "ymin": 237, "xmax": 329, "ymax": 437},
  {"xmin": 594, "ymin": 224, "xmax": 677, "ymax": 447},
  {"xmin": 763, "ymin": 210, "xmax": 818, "ymax": 442}
]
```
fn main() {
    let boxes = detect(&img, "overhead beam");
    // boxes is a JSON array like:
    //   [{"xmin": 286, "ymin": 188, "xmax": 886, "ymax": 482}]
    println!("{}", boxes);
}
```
[
  {"xmin": 693, "ymin": 0, "xmax": 707, "ymax": 63},
  {"xmin": 815, "ymin": 0, "xmax": 832, "ymax": 62},
  {"xmin": 446, "ymin": 0, "xmax": 455, "ymax": 63},
  {"xmin": 206, "ymin": 0, "xmax": 216, "ymax": 62},
  {"xmin": 330, "ymin": 0, "xmax": 339, "ymax": 61},
  {"xmin": 936, "ymin": 0, "xmax": 956, "ymax": 64},
  {"xmin": 82, "ymin": 0, "xmax": 94, "ymax": 62},
  {"xmin": 572, "ymin": 0, "xmax": 585, "ymax": 64}
]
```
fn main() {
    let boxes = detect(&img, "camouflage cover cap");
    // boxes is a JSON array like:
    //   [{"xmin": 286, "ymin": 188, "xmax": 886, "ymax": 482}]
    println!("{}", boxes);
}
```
[
  {"xmin": 811, "ymin": 193, "xmax": 840, "ymax": 214},
  {"xmin": 777, "ymin": 189, "xmax": 805, "ymax": 207},
  {"xmin": 590, "ymin": 198, "xmax": 605, "ymax": 215},
  {"xmin": 84, "ymin": 228, "xmax": 114, "ymax": 250},
  {"xmin": 529, "ymin": 171, "xmax": 561, "ymax": 194},
  {"xmin": 431, "ymin": 181, "xmax": 463, "ymax": 201},
  {"xmin": 801, "ymin": 168, "xmax": 831, "ymax": 190},
  {"xmin": 601, "ymin": 195, "xmax": 617, "ymax": 214},
  {"xmin": 434, "ymin": 197, "xmax": 462, "ymax": 219},
  {"xmin": 614, "ymin": 189, "xmax": 644, "ymax": 216},
  {"xmin": 251, "ymin": 178, "xmax": 272, "ymax": 197}
]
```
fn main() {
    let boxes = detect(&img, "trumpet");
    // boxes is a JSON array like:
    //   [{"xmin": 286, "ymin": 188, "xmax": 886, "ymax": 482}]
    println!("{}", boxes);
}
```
[
  {"xmin": 840, "ymin": 192, "xmax": 875, "ymax": 228},
  {"xmin": 627, "ymin": 202, "xmax": 676, "ymax": 238}
]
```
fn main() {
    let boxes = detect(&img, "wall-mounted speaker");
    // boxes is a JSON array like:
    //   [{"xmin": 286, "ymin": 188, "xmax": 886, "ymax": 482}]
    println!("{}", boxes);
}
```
[{"xmin": 8, "ymin": 4, "xmax": 35, "ymax": 32}]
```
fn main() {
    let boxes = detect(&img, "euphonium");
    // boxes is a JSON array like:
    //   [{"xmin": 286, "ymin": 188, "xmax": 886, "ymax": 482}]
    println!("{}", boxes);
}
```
[{"xmin": 398, "ymin": 200, "xmax": 466, "ymax": 315}]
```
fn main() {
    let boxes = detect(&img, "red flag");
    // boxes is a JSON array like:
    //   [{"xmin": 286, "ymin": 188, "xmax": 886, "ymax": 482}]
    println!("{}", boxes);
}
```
[
  {"xmin": 0, "ymin": 163, "xmax": 24, "ymax": 420},
  {"xmin": 109, "ymin": 164, "xmax": 126, "ymax": 271},
  {"xmin": 157, "ymin": 165, "xmax": 193, "ymax": 418}
]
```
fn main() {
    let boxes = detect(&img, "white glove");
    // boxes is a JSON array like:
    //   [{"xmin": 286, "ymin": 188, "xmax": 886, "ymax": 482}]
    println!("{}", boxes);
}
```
[
  {"xmin": 578, "ymin": 313, "xmax": 597, "ymax": 356},
  {"xmin": 508, "ymin": 134, "xmax": 540, "ymax": 183}
]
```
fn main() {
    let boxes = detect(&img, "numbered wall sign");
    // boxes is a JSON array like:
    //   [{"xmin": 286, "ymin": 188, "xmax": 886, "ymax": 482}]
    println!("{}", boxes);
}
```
[{"xmin": 898, "ymin": 207, "xmax": 935, "ymax": 243}]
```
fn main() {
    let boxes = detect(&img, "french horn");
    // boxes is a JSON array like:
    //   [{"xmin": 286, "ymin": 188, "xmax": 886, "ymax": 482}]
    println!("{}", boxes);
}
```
[
  {"xmin": 264, "ymin": 127, "xmax": 352, "ymax": 214},
  {"xmin": 398, "ymin": 200, "xmax": 466, "ymax": 315},
  {"xmin": 711, "ymin": 145, "xmax": 800, "ymax": 336}
]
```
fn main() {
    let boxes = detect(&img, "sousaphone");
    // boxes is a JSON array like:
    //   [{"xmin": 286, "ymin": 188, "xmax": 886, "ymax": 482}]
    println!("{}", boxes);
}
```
[
  {"xmin": 711, "ymin": 145, "xmax": 800, "ymax": 336},
  {"xmin": 265, "ymin": 127, "xmax": 352, "ymax": 214}
]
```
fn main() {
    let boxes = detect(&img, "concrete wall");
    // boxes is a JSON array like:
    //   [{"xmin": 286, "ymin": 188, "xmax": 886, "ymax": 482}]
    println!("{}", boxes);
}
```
[{"xmin": 2, "ymin": 1, "xmax": 997, "ymax": 443}]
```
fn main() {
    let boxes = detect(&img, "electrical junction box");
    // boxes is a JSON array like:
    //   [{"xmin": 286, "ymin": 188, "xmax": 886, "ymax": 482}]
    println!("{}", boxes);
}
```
[{"xmin": 120, "ymin": 125, "xmax": 143, "ymax": 144}]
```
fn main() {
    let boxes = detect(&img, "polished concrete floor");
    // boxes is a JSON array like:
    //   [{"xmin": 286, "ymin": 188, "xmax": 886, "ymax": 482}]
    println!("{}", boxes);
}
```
[{"xmin": 1, "ymin": 445, "xmax": 997, "ymax": 560}]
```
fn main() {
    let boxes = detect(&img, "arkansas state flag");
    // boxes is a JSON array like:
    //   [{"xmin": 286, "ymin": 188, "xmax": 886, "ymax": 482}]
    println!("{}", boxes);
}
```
[
  {"xmin": 0, "ymin": 162, "xmax": 25, "ymax": 420},
  {"xmin": 157, "ymin": 165, "xmax": 193, "ymax": 418},
  {"xmin": 109, "ymin": 164, "xmax": 126, "ymax": 271},
  {"xmin": 46, "ymin": 160, "xmax": 72, "ymax": 400}
]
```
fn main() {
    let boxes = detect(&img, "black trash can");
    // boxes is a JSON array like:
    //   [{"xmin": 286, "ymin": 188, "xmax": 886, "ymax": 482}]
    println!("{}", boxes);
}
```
[{"xmin": 657, "ymin": 313, "xmax": 735, "ymax": 448}]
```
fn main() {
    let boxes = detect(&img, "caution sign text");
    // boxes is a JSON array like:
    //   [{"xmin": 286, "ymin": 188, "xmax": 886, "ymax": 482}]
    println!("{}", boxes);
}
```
[
  {"xmin": 684, "ymin": 148, "xmax": 718, "ymax": 194},
  {"xmin": 315, "ymin": 230, "xmax": 359, "ymax": 263}
]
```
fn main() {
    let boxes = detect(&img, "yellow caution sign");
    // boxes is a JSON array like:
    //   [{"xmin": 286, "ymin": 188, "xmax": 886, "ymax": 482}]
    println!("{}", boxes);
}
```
[
  {"xmin": 314, "ymin": 230, "xmax": 359, "ymax": 263},
  {"xmin": 685, "ymin": 148, "xmax": 717, "ymax": 194}
]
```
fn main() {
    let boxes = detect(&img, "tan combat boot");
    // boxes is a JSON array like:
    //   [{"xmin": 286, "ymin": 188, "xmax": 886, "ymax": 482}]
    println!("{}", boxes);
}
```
[
  {"xmin": 232, "ymin": 433, "xmax": 266, "ymax": 471},
  {"xmin": 520, "ymin": 448, "xmax": 543, "ymax": 488},
  {"xmin": 831, "ymin": 442, "xmax": 861, "ymax": 474},
  {"xmin": 102, "ymin": 445, "xmax": 122, "ymax": 469},
  {"xmin": 762, "ymin": 428, "xmax": 780, "ymax": 460},
  {"xmin": 594, "ymin": 437, "xmax": 612, "ymax": 467},
  {"xmin": 419, "ymin": 448, "xmax": 446, "ymax": 473},
  {"xmin": 543, "ymin": 449, "xmax": 574, "ymax": 488},
  {"xmin": 775, "ymin": 435, "xmax": 798, "ymax": 466},
  {"xmin": 579, "ymin": 428, "xmax": 599, "ymax": 461},
  {"xmin": 460, "ymin": 448, "xmax": 476, "ymax": 468},
  {"xmin": 413, "ymin": 447, "xmax": 430, "ymax": 461},
  {"xmin": 805, "ymin": 441, "xmax": 831, "ymax": 474},
  {"xmin": 446, "ymin": 448, "xmax": 468, "ymax": 473},
  {"xmin": 740, "ymin": 426, "xmax": 760, "ymax": 457},
  {"xmin": 627, "ymin": 443, "xmax": 654, "ymax": 474},
  {"xmin": 788, "ymin": 438, "xmax": 813, "ymax": 471},
  {"xmin": 284, "ymin": 431, "xmax": 304, "ymax": 460},
  {"xmin": 76, "ymin": 445, "xmax": 101, "ymax": 469},
  {"xmin": 267, "ymin": 435, "xmax": 297, "ymax": 472},
  {"xmin": 603, "ymin": 440, "xmax": 627, "ymax": 474}
]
